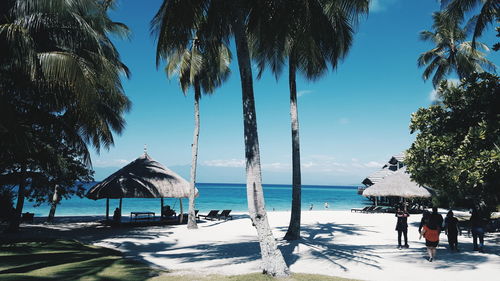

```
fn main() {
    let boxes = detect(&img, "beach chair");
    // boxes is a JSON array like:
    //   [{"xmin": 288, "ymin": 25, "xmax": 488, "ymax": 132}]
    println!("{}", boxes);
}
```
[
  {"xmin": 362, "ymin": 206, "xmax": 376, "ymax": 213},
  {"xmin": 351, "ymin": 206, "xmax": 370, "ymax": 213},
  {"xmin": 369, "ymin": 206, "xmax": 384, "ymax": 213},
  {"xmin": 199, "ymin": 210, "xmax": 219, "ymax": 221},
  {"xmin": 218, "ymin": 210, "xmax": 233, "ymax": 220}
]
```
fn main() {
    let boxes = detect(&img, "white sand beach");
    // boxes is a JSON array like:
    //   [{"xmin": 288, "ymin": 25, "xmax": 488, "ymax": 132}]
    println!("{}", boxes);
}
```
[{"xmin": 7, "ymin": 210, "xmax": 500, "ymax": 281}]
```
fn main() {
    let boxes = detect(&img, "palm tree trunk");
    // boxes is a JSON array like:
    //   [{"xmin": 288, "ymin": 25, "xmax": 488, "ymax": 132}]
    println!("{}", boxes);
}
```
[
  {"xmin": 47, "ymin": 184, "xmax": 60, "ymax": 223},
  {"xmin": 284, "ymin": 55, "xmax": 301, "ymax": 241},
  {"xmin": 233, "ymin": 8, "xmax": 289, "ymax": 277},
  {"xmin": 187, "ymin": 80, "xmax": 201, "ymax": 229},
  {"xmin": 7, "ymin": 166, "xmax": 26, "ymax": 232}
]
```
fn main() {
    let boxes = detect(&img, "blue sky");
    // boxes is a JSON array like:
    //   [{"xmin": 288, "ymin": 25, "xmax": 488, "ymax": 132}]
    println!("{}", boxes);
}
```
[{"xmin": 90, "ymin": 0, "xmax": 499, "ymax": 185}]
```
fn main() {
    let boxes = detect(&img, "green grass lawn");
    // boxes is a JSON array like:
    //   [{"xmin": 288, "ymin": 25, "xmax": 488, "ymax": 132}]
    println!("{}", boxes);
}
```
[
  {"xmin": 151, "ymin": 273, "xmax": 359, "ymax": 281},
  {"xmin": 0, "ymin": 240, "xmax": 158, "ymax": 280},
  {"xmin": 0, "ymin": 240, "xmax": 357, "ymax": 281}
]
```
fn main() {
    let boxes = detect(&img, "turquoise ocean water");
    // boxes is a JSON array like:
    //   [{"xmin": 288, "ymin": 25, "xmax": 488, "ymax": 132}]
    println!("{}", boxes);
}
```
[{"xmin": 22, "ymin": 183, "xmax": 369, "ymax": 217}]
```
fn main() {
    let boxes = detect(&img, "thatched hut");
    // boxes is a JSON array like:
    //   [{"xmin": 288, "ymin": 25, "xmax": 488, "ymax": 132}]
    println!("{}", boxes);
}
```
[
  {"xmin": 362, "ymin": 168, "xmax": 433, "ymax": 199},
  {"xmin": 87, "ymin": 152, "xmax": 198, "ymax": 221}
]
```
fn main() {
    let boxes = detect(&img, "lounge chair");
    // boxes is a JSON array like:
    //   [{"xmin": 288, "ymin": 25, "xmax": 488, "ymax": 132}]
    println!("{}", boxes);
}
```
[
  {"xmin": 368, "ymin": 206, "xmax": 384, "ymax": 213},
  {"xmin": 351, "ymin": 206, "xmax": 370, "ymax": 213},
  {"xmin": 218, "ymin": 210, "xmax": 233, "ymax": 220},
  {"xmin": 361, "ymin": 206, "xmax": 376, "ymax": 213},
  {"xmin": 199, "ymin": 210, "xmax": 219, "ymax": 221}
]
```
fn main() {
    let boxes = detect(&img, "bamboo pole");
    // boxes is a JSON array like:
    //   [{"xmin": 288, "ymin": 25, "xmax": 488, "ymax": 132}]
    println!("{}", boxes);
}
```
[
  {"xmin": 106, "ymin": 198, "xmax": 109, "ymax": 220},
  {"xmin": 179, "ymin": 198, "xmax": 184, "ymax": 224}
]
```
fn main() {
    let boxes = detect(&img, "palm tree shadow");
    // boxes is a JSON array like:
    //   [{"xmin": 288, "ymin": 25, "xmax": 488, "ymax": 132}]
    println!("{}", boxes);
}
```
[{"xmin": 278, "ymin": 222, "xmax": 382, "ymax": 271}]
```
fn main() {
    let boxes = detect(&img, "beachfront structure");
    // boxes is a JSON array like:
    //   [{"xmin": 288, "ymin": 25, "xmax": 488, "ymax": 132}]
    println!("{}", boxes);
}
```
[
  {"xmin": 362, "ymin": 168, "xmax": 433, "ymax": 198},
  {"xmin": 360, "ymin": 152, "xmax": 405, "ymax": 190},
  {"xmin": 86, "ymin": 152, "xmax": 198, "ymax": 221},
  {"xmin": 359, "ymin": 152, "xmax": 406, "ymax": 205}
]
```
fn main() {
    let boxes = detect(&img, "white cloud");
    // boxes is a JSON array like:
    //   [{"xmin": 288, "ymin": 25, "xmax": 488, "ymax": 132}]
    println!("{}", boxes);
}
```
[
  {"xmin": 364, "ymin": 161, "xmax": 383, "ymax": 168},
  {"xmin": 429, "ymin": 79, "xmax": 460, "ymax": 102},
  {"xmin": 297, "ymin": 90, "xmax": 313, "ymax": 97},
  {"xmin": 429, "ymin": 89, "xmax": 439, "ymax": 102},
  {"xmin": 202, "ymin": 159, "xmax": 245, "ymax": 168},
  {"xmin": 262, "ymin": 162, "xmax": 290, "ymax": 171},
  {"xmin": 370, "ymin": 0, "xmax": 398, "ymax": 13},
  {"xmin": 93, "ymin": 159, "xmax": 130, "ymax": 167}
]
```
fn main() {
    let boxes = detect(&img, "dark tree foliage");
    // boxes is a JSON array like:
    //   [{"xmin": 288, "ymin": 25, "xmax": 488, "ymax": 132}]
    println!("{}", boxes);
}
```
[
  {"xmin": 0, "ymin": 0, "xmax": 129, "ymax": 231},
  {"xmin": 406, "ymin": 73, "xmax": 500, "ymax": 210}
]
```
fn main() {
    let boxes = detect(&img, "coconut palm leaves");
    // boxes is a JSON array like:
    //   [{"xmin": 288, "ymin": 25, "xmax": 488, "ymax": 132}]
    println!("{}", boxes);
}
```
[
  {"xmin": 1, "ymin": 0, "xmax": 130, "ymax": 153},
  {"xmin": 440, "ymin": 0, "xmax": 499, "ymax": 45},
  {"xmin": 250, "ymin": 0, "xmax": 369, "ymax": 241},
  {"xmin": 1, "ymin": 0, "xmax": 130, "ymax": 231},
  {"xmin": 151, "ymin": 0, "xmax": 289, "ymax": 276},
  {"xmin": 418, "ymin": 12, "xmax": 496, "ymax": 87},
  {"xmin": 159, "ymin": 34, "xmax": 231, "ymax": 229}
]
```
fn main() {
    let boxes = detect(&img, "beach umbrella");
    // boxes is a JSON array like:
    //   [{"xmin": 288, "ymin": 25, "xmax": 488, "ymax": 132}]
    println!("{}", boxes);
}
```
[
  {"xmin": 362, "ymin": 167, "xmax": 433, "ymax": 198},
  {"xmin": 87, "ymin": 152, "xmax": 198, "ymax": 220}
]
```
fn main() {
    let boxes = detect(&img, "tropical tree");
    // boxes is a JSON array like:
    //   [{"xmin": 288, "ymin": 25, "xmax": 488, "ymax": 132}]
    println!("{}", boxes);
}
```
[
  {"xmin": 440, "ymin": 0, "xmax": 499, "ymax": 46},
  {"xmin": 250, "ymin": 0, "xmax": 369, "ymax": 240},
  {"xmin": 418, "ymin": 11, "xmax": 496, "ymax": 87},
  {"xmin": 406, "ymin": 72, "xmax": 500, "ymax": 211},
  {"xmin": 151, "ymin": 0, "xmax": 289, "ymax": 276},
  {"xmin": 0, "ymin": 0, "xmax": 130, "ymax": 231},
  {"xmin": 155, "ymin": 28, "xmax": 231, "ymax": 229}
]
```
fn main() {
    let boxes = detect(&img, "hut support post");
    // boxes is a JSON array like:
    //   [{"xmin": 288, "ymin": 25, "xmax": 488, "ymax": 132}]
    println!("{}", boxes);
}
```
[
  {"xmin": 160, "ymin": 198, "xmax": 164, "ymax": 218},
  {"xmin": 179, "ymin": 198, "xmax": 183, "ymax": 224},
  {"xmin": 106, "ymin": 198, "xmax": 109, "ymax": 220},
  {"xmin": 119, "ymin": 198, "xmax": 123, "ymax": 218}
]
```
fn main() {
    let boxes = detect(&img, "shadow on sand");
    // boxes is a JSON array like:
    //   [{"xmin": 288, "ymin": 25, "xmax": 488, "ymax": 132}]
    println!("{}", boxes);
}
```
[{"xmin": 277, "ymin": 222, "xmax": 382, "ymax": 271}]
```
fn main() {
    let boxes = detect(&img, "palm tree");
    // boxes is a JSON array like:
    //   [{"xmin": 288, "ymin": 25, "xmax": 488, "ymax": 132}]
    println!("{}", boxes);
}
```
[
  {"xmin": 250, "ymin": 0, "xmax": 369, "ymax": 240},
  {"xmin": 1, "ymin": 0, "xmax": 130, "ymax": 231},
  {"xmin": 160, "ymin": 36, "xmax": 231, "ymax": 229},
  {"xmin": 440, "ymin": 0, "xmax": 499, "ymax": 46},
  {"xmin": 151, "ymin": 0, "xmax": 289, "ymax": 276},
  {"xmin": 418, "ymin": 12, "xmax": 496, "ymax": 88}
]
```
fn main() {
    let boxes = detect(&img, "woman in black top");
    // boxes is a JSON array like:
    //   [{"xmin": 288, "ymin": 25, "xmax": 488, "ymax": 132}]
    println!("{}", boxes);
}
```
[{"xmin": 444, "ymin": 210, "xmax": 460, "ymax": 251}]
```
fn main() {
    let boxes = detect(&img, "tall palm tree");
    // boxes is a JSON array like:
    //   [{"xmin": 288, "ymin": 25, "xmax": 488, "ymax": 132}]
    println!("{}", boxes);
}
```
[
  {"xmin": 440, "ymin": 0, "xmax": 499, "ymax": 46},
  {"xmin": 250, "ymin": 0, "xmax": 369, "ymax": 240},
  {"xmin": 1, "ymin": 0, "xmax": 130, "ymax": 231},
  {"xmin": 418, "ymin": 12, "xmax": 496, "ymax": 88},
  {"xmin": 160, "ymin": 35, "xmax": 231, "ymax": 229},
  {"xmin": 152, "ymin": 0, "xmax": 289, "ymax": 276}
]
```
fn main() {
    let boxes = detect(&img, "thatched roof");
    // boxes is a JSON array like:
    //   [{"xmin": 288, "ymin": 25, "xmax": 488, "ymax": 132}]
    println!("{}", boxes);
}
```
[
  {"xmin": 389, "ymin": 152, "xmax": 406, "ymax": 165},
  {"xmin": 87, "ymin": 153, "xmax": 198, "ymax": 200},
  {"xmin": 362, "ymin": 168, "xmax": 433, "ymax": 198},
  {"xmin": 362, "ymin": 169, "xmax": 395, "ymax": 186}
]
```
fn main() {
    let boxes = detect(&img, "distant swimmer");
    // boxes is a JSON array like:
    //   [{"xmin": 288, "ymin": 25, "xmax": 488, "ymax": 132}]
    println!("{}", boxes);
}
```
[
  {"xmin": 324, "ymin": 202, "xmax": 329, "ymax": 209},
  {"xmin": 309, "ymin": 203, "xmax": 314, "ymax": 211}
]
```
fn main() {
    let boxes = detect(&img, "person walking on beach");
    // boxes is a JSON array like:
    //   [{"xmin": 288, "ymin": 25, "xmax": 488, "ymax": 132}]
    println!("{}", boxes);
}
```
[
  {"xmin": 395, "ymin": 205, "xmax": 410, "ymax": 249},
  {"xmin": 420, "ymin": 212, "xmax": 440, "ymax": 262},
  {"xmin": 429, "ymin": 207, "xmax": 443, "ymax": 232},
  {"xmin": 444, "ymin": 210, "xmax": 460, "ymax": 251},
  {"xmin": 470, "ymin": 208, "xmax": 487, "ymax": 252},
  {"xmin": 419, "ymin": 210, "xmax": 431, "ymax": 234}
]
